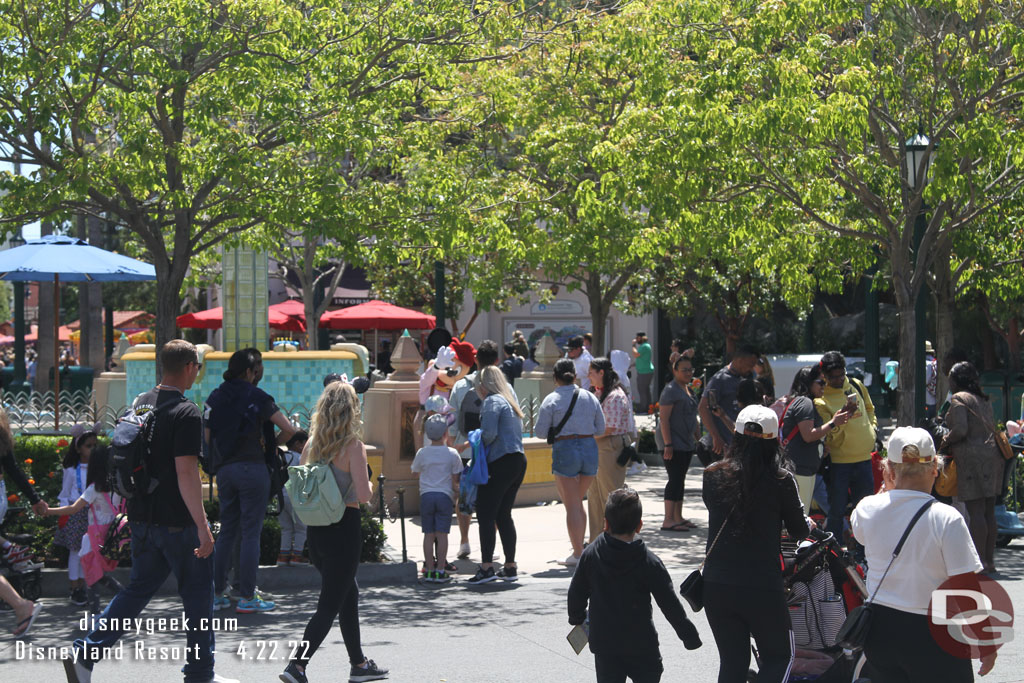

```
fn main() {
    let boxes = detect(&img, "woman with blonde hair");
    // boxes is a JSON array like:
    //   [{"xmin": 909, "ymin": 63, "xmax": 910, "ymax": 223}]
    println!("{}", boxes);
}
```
[
  {"xmin": 467, "ymin": 365, "xmax": 527, "ymax": 584},
  {"xmin": 281, "ymin": 381, "xmax": 388, "ymax": 683}
]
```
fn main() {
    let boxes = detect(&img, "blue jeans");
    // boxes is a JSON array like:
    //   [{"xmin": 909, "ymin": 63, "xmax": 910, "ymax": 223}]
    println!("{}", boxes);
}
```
[
  {"xmin": 74, "ymin": 521, "xmax": 215, "ymax": 682},
  {"xmin": 826, "ymin": 459, "xmax": 874, "ymax": 542},
  {"xmin": 214, "ymin": 461, "xmax": 269, "ymax": 598},
  {"xmin": 551, "ymin": 437, "xmax": 599, "ymax": 477},
  {"xmin": 813, "ymin": 474, "xmax": 830, "ymax": 515}
]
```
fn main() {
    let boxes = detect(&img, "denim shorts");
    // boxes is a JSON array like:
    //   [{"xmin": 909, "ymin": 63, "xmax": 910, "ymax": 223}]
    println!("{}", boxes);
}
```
[
  {"xmin": 551, "ymin": 437, "xmax": 599, "ymax": 478},
  {"xmin": 420, "ymin": 492, "xmax": 454, "ymax": 534}
]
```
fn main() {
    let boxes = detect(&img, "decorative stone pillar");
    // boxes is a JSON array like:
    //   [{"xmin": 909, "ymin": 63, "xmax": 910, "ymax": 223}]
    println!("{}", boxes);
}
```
[
  {"xmin": 222, "ymin": 247, "xmax": 269, "ymax": 351},
  {"xmin": 361, "ymin": 333, "xmax": 422, "ymax": 510},
  {"xmin": 516, "ymin": 333, "xmax": 561, "ymax": 436}
]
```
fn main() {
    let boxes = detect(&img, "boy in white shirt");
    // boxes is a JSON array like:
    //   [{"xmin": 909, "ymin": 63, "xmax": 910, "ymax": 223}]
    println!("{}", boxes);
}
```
[{"xmin": 412, "ymin": 415, "xmax": 463, "ymax": 583}]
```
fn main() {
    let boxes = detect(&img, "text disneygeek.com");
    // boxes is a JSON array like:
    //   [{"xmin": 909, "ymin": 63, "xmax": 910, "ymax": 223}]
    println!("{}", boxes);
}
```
[{"xmin": 9, "ymin": 611, "xmax": 318, "ymax": 663}]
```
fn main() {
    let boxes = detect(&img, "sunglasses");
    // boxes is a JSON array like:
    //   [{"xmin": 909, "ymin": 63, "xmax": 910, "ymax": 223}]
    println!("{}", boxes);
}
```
[{"xmin": 813, "ymin": 379, "xmax": 826, "ymax": 385}]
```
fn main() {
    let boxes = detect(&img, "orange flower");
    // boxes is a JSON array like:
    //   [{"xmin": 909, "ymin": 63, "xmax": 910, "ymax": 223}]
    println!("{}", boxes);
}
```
[
  {"xmin": 48, "ymin": 472, "xmax": 56, "ymax": 478},
  {"xmin": 24, "ymin": 458, "xmax": 33, "ymax": 465},
  {"xmin": 27, "ymin": 479, "xmax": 34, "ymax": 485},
  {"xmin": 7, "ymin": 494, "xmax": 18, "ymax": 504}
]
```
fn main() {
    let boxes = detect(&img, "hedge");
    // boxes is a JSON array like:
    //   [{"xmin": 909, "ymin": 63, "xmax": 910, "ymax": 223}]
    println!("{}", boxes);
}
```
[{"xmin": 4, "ymin": 436, "xmax": 388, "ymax": 567}]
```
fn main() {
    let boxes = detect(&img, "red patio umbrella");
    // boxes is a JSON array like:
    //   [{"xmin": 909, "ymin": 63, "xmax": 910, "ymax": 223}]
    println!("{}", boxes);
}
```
[
  {"xmin": 318, "ymin": 300, "xmax": 435, "ymax": 331},
  {"xmin": 176, "ymin": 305, "xmax": 306, "ymax": 332}
]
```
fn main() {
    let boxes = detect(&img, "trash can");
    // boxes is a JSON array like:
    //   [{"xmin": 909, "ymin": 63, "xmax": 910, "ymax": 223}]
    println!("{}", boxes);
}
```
[{"xmin": 980, "ymin": 371, "xmax": 1008, "ymax": 424}]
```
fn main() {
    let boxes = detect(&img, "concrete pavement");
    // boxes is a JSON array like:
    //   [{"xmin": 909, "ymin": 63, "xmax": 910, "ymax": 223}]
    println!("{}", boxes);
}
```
[{"xmin": 3, "ymin": 462, "xmax": 1023, "ymax": 682}]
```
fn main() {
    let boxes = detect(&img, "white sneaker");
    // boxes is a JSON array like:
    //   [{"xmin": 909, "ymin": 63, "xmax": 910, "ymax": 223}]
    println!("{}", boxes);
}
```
[
  {"xmin": 457, "ymin": 543, "xmax": 470, "ymax": 559},
  {"xmin": 563, "ymin": 554, "xmax": 580, "ymax": 566}
]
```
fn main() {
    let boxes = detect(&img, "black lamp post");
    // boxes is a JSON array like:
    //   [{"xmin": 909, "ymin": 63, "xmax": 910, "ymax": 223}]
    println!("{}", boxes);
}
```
[
  {"xmin": 8, "ymin": 231, "xmax": 27, "ymax": 393},
  {"xmin": 906, "ymin": 130, "xmax": 933, "ymax": 424}
]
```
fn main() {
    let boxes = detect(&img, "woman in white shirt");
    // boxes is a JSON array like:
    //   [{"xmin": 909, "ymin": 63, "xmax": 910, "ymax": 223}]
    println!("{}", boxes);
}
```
[{"xmin": 851, "ymin": 427, "xmax": 997, "ymax": 681}]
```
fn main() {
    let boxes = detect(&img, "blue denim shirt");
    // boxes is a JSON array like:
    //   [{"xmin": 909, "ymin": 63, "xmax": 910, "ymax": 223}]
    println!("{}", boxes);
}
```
[
  {"xmin": 480, "ymin": 394, "xmax": 523, "ymax": 462},
  {"xmin": 534, "ymin": 385, "xmax": 605, "ymax": 439}
]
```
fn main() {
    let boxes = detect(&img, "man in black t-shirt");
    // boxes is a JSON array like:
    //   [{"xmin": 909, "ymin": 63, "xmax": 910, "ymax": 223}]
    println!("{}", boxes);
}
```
[{"xmin": 66, "ymin": 340, "xmax": 237, "ymax": 683}]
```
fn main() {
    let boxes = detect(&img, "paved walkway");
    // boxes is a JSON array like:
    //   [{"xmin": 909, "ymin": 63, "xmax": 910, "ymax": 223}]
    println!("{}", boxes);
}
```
[{"xmin": 3, "ymin": 461, "xmax": 1023, "ymax": 682}]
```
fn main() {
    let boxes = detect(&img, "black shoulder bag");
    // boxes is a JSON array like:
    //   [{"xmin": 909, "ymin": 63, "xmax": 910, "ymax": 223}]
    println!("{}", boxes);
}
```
[
  {"xmin": 546, "ymin": 388, "xmax": 580, "ymax": 445},
  {"xmin": 679, "ymin": 502, "xmax": 736, "ymax": 612},
  {"xmin": 835, "ymin": 498, "xmax": 935, "ymax": 649}
]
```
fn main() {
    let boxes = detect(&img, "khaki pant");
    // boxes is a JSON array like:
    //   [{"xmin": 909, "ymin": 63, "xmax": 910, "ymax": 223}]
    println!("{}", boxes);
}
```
[{"xmin": 588, "ymin": 433, "xmax": 630, "ymax": 543}]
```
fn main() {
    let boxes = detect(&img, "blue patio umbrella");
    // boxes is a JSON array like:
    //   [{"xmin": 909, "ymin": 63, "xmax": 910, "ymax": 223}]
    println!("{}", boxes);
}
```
[{"xmin": 0, "ymin": 235, "xmax": 157, "ymax": 429}]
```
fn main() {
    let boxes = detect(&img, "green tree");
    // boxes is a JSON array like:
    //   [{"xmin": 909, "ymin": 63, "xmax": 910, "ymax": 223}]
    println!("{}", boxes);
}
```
[
  {"xmin": 686, "ymin": 0, "xmax": 1024, "ymax": 423},
  {"xmin": 0, "ymin": 0, "xmax": 543, "ymax": 368}
]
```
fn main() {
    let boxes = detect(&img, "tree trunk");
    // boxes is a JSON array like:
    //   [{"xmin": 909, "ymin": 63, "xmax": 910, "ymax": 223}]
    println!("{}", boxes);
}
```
[
  {"xmin": 894, "ymin": 299, "xmax": 918, "ymax": 426},
  {"xmin": 932, "ymin": 243, "xmax": 955, "ymax": 401},
  {"xmin": 153, "ymin": 258, "xmax": 189, "ymax": 380}
]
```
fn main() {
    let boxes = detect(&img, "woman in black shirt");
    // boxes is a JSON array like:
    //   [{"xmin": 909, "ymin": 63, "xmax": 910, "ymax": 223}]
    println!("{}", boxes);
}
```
[{"xmin": 702, "ymin": 405, "xmax": 810, "ymax": 683}]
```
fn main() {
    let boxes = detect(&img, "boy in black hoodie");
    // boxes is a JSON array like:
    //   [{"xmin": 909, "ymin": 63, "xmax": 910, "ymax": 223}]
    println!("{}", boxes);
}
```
[{"xmin": 568, "ymin": 487, "xmax": 701, "ymax": 682}]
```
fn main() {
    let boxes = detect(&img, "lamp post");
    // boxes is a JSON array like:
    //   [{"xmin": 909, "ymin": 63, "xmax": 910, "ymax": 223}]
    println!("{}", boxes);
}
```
[
  {"xmin": 8, "ymin": 232, "xmax": 27, "ymax": 394},
  {"xmin": 906, "ymin": 130, "xmax": 932, "ymax": 424}
]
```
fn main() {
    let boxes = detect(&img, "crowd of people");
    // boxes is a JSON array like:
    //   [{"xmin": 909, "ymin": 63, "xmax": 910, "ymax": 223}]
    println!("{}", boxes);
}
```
[{"xmin": 0, "ymin": 330, "xmax": 1011, "ymax": 683}]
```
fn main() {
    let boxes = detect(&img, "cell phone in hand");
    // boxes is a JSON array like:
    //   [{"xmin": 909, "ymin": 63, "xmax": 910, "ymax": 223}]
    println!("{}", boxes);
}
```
[
  {"xmin": 845, "ymin": 393, "xmax": 858, "ymax": 410},
  {"xmin": 707, "ymin": 390, "xmax": 719, "ymax": 412}
]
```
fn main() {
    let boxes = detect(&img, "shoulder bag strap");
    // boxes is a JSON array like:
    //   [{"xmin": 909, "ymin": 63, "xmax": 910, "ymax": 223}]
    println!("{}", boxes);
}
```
[
  {"xmin": 551, "ymin": 388, "xmax": 580, "ymax": 440},
  {"xmin": 866, "ymin": 498, "xmax": 935, "ymax": 604},
  {"xmin": 779, "ymin": 398, "xmax": 801, "ymax": 448},
  {"xmin": 963, "ymin": 402, "xmax": 998, "ymax": 434},
  {"xmin": 699, "ymin": 502, "xmax": 738, "ymax": 571}
]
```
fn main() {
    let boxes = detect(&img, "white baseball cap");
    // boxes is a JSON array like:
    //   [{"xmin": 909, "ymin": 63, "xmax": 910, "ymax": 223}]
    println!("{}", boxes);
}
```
[
  {"xmin": 734, "ymin": 405, "xmax": 779, "ymax": 439},
  {"xmin": 886, "ymin": 427, "xmax": 936, "ymax": 463}
]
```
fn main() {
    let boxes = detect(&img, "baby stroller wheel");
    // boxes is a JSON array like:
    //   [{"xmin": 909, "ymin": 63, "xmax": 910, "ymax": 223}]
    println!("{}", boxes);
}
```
[{"xmin": 19, "ymin": 573, "xmax": 42, "ymax": 602}]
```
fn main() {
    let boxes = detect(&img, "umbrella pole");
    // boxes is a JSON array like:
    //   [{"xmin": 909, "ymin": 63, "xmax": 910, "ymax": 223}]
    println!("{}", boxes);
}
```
[
  {"xmin": 54, "ymin": 273, "xmax": 60, "ymax": 431},
  {"xmin": 375, "ymin": 328, "xmax": 379, "ymax": 376}
]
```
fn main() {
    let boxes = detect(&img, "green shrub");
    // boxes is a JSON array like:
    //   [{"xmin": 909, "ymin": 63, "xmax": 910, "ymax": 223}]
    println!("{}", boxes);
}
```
[
  {"xmin": 360, "ymin": 505, "xmax": 387, "ymax": 563},
  {"xmin": 637, "ymin": 428, "xmax": 657, "ymax": 453}
]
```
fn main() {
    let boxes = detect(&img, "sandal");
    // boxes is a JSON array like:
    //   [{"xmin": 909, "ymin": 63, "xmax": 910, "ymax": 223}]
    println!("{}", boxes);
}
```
[
  {"xmin": 661, "ymin": 523, "xmax": 692, "ymax": 532},
  {"xmin": 12, "ymin": 602, "xmax": 41, "ymax": 638},
  {"xmin": 679, "ymin": 519, "xmax": 698, "ymax": 529}
]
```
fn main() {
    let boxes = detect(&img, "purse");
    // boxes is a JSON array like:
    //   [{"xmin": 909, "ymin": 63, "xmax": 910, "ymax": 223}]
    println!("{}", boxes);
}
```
[
  {"xmin": 835, "ymin": 499, "xmax": 935, "ymax": 649},
  {"xmin": 679, "ymin": 503, "xmax": 736, "ymax": 612},
  {"xmin": 965, "ymin": 404, "xmax": 1014, "ymax": 461},
  {"xmin": 934, "ymin": 457, "xmax": 958, "ymax": 497}
]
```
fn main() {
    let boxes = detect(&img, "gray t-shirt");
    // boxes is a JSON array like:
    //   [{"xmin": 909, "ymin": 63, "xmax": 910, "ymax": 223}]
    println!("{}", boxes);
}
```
[
  {"xmin": 660, "ymin": 381, "xmax": 698, "ymax": 451},
  {"xmin": 705, "ymin": 365, "xmax": 751, "ymax": 445},
  {"xmin": 781, "ymin": 396, "xmax": 823, "ymax": 476}
]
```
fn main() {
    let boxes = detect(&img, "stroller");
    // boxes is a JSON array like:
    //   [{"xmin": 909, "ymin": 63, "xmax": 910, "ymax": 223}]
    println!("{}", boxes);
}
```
[
  {"xmin": 749, "ymin": 528, "xmax": 871, "ymax": 682},
  {"xmin": 0, "ymin": 506, "xmax": 43, "ymax": 605}
]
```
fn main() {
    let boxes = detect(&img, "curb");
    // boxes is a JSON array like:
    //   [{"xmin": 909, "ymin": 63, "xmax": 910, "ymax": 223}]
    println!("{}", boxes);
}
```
[{"xmin": 37, "ymin": 560, "xmax": 419, "ymax": 598}]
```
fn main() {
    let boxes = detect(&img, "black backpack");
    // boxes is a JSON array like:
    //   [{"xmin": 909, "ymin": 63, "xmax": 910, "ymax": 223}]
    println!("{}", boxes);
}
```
[
  {"xmin": 457, "ymin": 376, "xmax": 483, "ymax": 436},
  {"xmin": 109, "ymin": 394, "xmax": 184, "ymax": 500}
]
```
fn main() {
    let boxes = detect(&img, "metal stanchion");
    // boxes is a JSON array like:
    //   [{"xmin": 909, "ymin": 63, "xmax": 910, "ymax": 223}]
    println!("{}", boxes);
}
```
[
  {"xmin": 377, "ymin": 473, "xmax": 386, "ymax": 526},
  {"xmin": 396, "ymin": 487, "xmax": 408, "ymax": 563}
]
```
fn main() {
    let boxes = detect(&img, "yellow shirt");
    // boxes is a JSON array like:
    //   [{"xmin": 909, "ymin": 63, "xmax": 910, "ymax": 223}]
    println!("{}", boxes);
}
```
[{"xmin": 814, "ymin": 377, "xmax": 877, "ymax": 464}]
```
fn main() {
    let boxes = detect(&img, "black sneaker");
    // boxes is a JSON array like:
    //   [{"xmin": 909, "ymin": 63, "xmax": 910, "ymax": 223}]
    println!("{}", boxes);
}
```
[
  {"xmin": 279, "ymin": 661, "xmax": 308, "ymax": 683},
  {"xmin": 496, "ymin": 566, "xmax": 518, "ymax": 582},
  {"xmin": 466, "ymin": 566, "xmax": 497, "ymax": 585},
  {"xmin": 349, "ymin": 658, "xmax": 388, "ymax": 682},
  {"xmin": 70, "ymin": 588, "xmax": 88, "ymax": 606}
]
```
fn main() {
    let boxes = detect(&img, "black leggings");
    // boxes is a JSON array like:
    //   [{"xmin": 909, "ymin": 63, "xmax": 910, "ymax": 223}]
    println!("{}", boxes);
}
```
[
  {"xmin": 295, "ymin": 506, "xmax": 363, "ymax": 667},
  {"xmin": 863, "ymin": 604, "xmax": 973, "ymax": 682},
  {"xmin": 476, "ymin": 452, "xmax": 527, "ymax": 563},
  {"xmin": 704, "ymin": 582, "xmax": 794, "ymax": 683},
  {"xmin": 595, "ymin": 653, "xmax": 664, "ymax": 683},
  {"xmin": 663, "ymin": 450, "xmax": 693, "ymax": 502}
]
